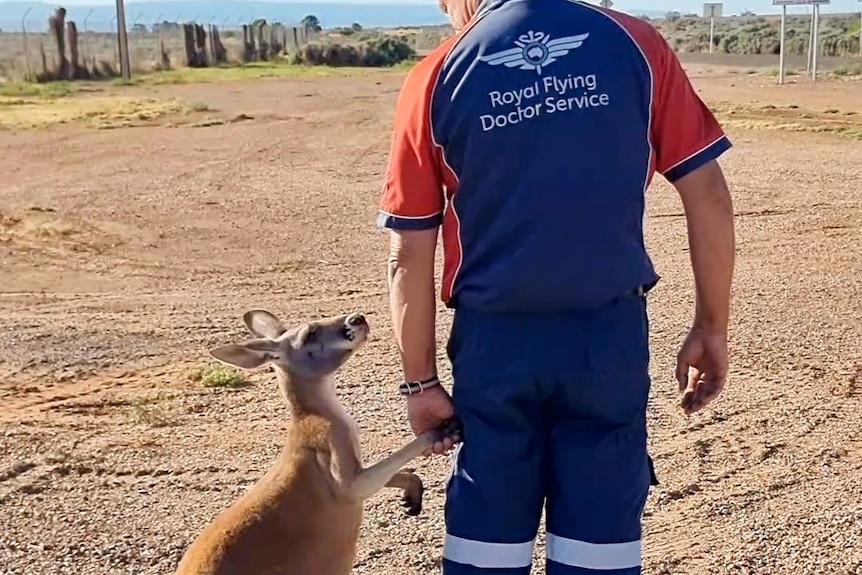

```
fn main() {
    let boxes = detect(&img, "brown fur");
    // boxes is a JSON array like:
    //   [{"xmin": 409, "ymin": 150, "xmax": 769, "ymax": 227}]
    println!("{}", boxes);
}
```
[{"xmin": 174, "ymin": 310, "xmax": 450, "ymax": 575}]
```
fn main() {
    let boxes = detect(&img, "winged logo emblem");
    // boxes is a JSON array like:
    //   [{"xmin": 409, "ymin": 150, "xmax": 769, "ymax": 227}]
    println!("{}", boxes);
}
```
[{"xmin": 479, "ymin": 30, "xmax": 590, "ymax": 75}]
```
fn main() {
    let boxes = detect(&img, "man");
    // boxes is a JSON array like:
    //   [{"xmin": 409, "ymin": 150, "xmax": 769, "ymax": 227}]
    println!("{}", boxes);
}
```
[{"xmin": 376, "ymin": 0, "xmax": 736, "ymax": 572}]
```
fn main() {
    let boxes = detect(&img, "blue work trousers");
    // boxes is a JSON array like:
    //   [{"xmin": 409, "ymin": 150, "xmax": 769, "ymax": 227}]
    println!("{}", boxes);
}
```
[{"xmin": 442, "ymin": 294, "xmax": 657, "ymax": 575}]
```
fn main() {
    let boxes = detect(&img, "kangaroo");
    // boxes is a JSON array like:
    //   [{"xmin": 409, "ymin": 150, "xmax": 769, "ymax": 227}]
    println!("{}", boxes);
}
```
[{"xmin": 175, "ymin": 309, "xmax": 460, "ymax": 575}]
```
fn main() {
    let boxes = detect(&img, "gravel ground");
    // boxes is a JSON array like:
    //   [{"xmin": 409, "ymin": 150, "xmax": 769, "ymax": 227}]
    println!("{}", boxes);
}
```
[{"xmin": 1, "ymin": 63, "xmax": 860, "ymax": 575}]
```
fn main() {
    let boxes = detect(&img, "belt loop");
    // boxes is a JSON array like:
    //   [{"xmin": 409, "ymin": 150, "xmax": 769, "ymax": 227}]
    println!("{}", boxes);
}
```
[{"xmin": 641, "ymin": 277, "xmax": 660, "ymax": 297}]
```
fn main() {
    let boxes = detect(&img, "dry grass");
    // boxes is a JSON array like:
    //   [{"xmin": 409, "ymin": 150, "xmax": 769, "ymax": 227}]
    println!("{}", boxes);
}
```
[
  {"xmin": 0, "ymin": 64, "xmax": 341, "ymax": 131},
  {"xmin": 0, "ymin": 79, "xmax": 77, "ymax": 98},
  {"xmin": 0, "ymin": 209, "xmax": 78, "ymax": 239},
  {"xmin": 831, "ymin": 62, "xmax": 862, "ymax": 77},
  {"xmin": 130, "ymin": 396, "xmax": 177, "ymax": 428},
  {"xmin": 0, "ymin": 58, "xmax": 407, "ymax": 130},
  {"xmin": 713, "ymin": 102, "xmax": 862, "ymax": 139},
  {"xmin": 114, "ymin": 60, "xmax": 368, "ymax": 86},
  {"xmin": 0, "ymin": 92, "xmax": 189, "ymax": 129}
]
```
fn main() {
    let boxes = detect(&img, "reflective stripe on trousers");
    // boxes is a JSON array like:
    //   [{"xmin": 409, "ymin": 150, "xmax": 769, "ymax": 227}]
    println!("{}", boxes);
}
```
[
  {"xmin": 444, "ymin": 533, "xmax": 642, "ymax": 571},
  {"xmin": 442, "ymin": 295, "xmax": 657, "ymax": 574}
]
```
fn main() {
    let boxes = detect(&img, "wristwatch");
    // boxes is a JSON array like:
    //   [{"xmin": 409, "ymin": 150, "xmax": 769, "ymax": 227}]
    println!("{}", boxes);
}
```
[{"xmin": 398, "ymin": 375, "xmax": 441, "ymax": 396}]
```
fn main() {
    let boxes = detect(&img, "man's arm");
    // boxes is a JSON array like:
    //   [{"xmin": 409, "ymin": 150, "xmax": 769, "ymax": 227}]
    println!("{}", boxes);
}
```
[
  {"xmin": 387, "ymin": 228, "xmax": 439, "ymax": 382},
  {"xmin": 647, "ymin": 28, "xmax": 735, "ymax": 332},
  {"xmin": 637, "ymin": 24, "xmax": 735, "ymax": 411},
  {"xmin": 376, "ymin": 55, "xmax": 447, "ymax": 384},
  {"xmin": 376, "ymin": 54, "xmax": 458, "ymax": 451},
  {"xmin": 672, "ymin": 160, "xmax": 735, "ymax": 333}
]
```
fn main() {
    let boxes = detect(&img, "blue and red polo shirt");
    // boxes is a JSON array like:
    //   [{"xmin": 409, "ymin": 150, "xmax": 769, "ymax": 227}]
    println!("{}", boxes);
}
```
[{"xmin": 377, "ymin": 0, "xmax": 731, "ymax": 313}]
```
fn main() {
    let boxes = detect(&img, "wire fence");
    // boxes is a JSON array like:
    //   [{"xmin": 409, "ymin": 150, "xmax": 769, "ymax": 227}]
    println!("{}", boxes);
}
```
[
  {"xmin": 0, "ymin": 9, "xmax": 452, "ymax": 82},
  {"xmin": 0, "ymin": 10, "xmax": 337, "ymax": 81}
]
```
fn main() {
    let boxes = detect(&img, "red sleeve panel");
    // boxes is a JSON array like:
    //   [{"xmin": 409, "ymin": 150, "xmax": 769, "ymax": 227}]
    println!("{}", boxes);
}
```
[
  {"xmin": 607, "ymin": 11, "xmax": 732, "ymax": 183},
  {"xmin": 377, "ymin": 39, "xmax": 459, "ymax": 231}
]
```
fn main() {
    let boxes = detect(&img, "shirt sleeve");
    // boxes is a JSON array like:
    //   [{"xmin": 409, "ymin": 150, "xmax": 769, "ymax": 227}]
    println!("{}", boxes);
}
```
[
  {"xmin": 376, "ymin": 60, "xmax": 445, "ymax": 231},
  {"xmin": 651, "ymin": 35, "xmax": 732, "ymax": 183}
]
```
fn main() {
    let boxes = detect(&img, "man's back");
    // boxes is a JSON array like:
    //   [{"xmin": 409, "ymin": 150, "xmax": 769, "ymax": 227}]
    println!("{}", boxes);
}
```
[
  {"xmin": 379, "ymin": 0, "xmax": 729, "ymax": 313},
  {"xmin": 433, "ymin": 0, "xmax": 658, "ymax": 312}
]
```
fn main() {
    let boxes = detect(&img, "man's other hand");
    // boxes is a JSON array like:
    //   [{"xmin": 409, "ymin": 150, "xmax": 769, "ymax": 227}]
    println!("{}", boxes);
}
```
[{"xmin": 676, "ymin": 326, "xmax": 728, "ymax": 415}]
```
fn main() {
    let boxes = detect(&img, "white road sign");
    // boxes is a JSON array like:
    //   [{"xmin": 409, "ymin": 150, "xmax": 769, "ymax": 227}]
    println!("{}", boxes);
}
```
[
  {"xmin": 772, "ymin": 0, "xmax": 829, "ymax": 5},
  {"xmin": 703, "ymin": 2, "xmax": 723, "ymax": 17}
]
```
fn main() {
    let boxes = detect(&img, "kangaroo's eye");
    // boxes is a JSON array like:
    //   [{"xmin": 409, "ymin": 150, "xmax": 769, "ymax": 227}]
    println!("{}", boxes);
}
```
[{"xmin": 304, "ymin": 325, "xmax": 319, "ymax": 344}]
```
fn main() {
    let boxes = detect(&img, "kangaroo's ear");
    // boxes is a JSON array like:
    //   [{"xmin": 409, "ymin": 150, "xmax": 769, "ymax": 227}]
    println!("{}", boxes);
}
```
[
  {"xmin": 209, "ymin": 338, "xmax": 280, "ymax": 370},
  {"xmin": 242, "ymin": 309, "xmax": 287, "ymax": 340}
]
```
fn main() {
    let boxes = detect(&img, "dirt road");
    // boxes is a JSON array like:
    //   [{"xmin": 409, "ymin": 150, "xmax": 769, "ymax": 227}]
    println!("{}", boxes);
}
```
[{"xmin": 1, "ymin": 63, "xmax": 861, "ymax": 574}]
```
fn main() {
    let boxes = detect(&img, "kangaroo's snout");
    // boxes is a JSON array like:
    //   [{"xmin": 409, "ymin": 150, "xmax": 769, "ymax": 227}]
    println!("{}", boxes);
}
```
[{"xmin": 346, "ymin": 312, "xmax": 366, "ymax": 327}]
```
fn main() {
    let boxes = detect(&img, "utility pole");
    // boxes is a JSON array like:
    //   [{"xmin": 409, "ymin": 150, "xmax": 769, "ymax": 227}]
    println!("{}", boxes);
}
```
[{"xmin": 115, "ymin": 0, "xmax": 131, "ymax": 80}]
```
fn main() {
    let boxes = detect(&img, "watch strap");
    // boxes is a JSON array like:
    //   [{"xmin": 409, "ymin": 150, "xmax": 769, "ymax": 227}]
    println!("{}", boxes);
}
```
[{"xmin": 398, "ymin": 375, "xmax": 441, "ymax": 396}]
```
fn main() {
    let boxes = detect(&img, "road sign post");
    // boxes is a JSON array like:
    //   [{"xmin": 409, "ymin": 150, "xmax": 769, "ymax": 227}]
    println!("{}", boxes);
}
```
[
  {"xmin": 779, "ymin": 3, "xmax": 787, "ymax": 82},
  {"xmin": 703, "ymin": 2, "xmax": 723, "ymax": 54},
  {"xmin": 807, "ymin": 7, "xmax": 814, "ymax": 71},
  {"xmin": 858, "ymin": 0, "xmax": 861, "ymax": 58},
  {"xmin": 772, "ymin": 0, "xmax": 830, "ymax": 84},
  {"xmin": 811, "ymin": 3, "xmax": 819, "ymax": 79}
]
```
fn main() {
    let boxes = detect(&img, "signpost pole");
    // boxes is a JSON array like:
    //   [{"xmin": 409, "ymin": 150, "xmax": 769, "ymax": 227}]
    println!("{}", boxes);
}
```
[
  {"xmin": 702, "ymin": 3, "xmax": 722, "ymax": 53},
  {"xmin": 772, "ymin": 0, "xmax": 829, "ymax": 84},
  {"xmin": 811, "ymin": 3, "xmax": 819, "ymax": 80},
  {"xmin": 807, "ymin": 8, "xmax": 814, "ymax": 72},
  {"xmin": 779, "ymin": 4, "xmax": 787, "ymax": 84},
  {"xmin": 709, "ymin": 16, "xmax": 715, "ymax": 53}
]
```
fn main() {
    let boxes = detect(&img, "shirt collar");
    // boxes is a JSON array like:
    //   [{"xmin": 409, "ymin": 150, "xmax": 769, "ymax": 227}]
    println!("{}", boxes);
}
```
[{"xmin": 473, "ymin": 0, "xmax": 501, "ymax": 21}]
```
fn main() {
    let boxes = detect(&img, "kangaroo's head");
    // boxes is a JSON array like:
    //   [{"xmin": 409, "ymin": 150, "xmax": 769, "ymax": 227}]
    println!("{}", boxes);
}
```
[{"xmin": 209, "ymin": 309, "xmax": 369, "ymax": 384}]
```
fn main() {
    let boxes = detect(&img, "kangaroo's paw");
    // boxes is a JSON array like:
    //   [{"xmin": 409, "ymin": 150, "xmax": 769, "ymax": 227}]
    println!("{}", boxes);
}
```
[{"xmin": 398, "ymin": 472, "xmax": 424, "ymax": 517}]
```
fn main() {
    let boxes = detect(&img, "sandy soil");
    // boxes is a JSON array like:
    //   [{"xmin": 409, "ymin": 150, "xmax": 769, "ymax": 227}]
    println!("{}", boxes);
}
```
[{"xmin": 1, "ymin": 61, "xmax": 861, "ymax": 575}]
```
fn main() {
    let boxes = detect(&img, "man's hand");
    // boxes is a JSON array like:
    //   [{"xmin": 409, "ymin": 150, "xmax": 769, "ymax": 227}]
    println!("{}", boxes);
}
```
[
  {"xmin": 406, "ymin": 385, "xmax": 459, "ymax": 456},
  {"xmin": 676, "ymin": 326, "xmax": 728, "ymax": 415},
  {"xmin": 671, "ymin": 158, "xmax": 735, "ymax": 416}
]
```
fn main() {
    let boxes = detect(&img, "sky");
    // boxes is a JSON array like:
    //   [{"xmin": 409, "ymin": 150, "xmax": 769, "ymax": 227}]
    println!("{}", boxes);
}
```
[{"xmin": 22, "ymin": 0, "xmax": 862, "ymax": 16}]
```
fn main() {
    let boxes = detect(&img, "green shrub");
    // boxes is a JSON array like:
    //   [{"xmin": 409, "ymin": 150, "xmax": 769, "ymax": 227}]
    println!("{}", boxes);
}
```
[
  {"xmin": 188, "ymin": 363, "xmax": 248, "ymax": 389},
  {"xmin": 291, "ymin": 37, "xmax": 417, "ymax": 67}
]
